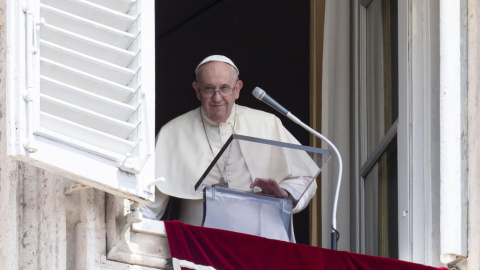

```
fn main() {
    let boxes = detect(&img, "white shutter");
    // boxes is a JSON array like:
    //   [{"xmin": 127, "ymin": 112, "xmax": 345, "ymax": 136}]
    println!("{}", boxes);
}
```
[{"xmin": 7, "ymin": 0, "xmax": 156, "ymax": 203}]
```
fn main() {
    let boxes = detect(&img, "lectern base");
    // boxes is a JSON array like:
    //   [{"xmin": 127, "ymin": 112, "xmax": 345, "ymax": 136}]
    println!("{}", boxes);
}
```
[{"xmin": 201, "ymin": 186, "xmax": 294, "ymax": 242}]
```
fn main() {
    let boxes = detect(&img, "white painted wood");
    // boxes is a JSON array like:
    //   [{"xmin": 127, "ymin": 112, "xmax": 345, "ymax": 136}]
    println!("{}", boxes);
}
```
[
  {"xmin": 40, "ymin": 4, "xmax": 136, "ymax": 49},
  {"xmin": 39, "ymin": 41, "xmax": 136, "ymax": 85},
  {"xmin": 40, "ymin": 58, "xmax": 136, "ymax": 102},
  {"xmin": 406, "ymin": 1, "xmax": 442, "ymax": 265},
  {"xmin": 410, "ymin": 0, "xmax": 427, "ymax": 263},
  {"xmin": 439, "ymin": 0, "xmax": 468, "ymax": 259},
  {"xmin": 40, "ymin": 76, "xmax": 136, "ymax": 121},
  {"xmin": 397, "ymin": 1, "xmax": 441, "ymax": 264},
  {"xmin": 38, "ymin": 115, "xmax": 136, "ymax": 156},
  {"xmin": 24, "ymin": 0, "xmax": 42, "ymax": 153},
  {"xmin": 6, "ymin": 1, "xmax": 156, "ymax": 204},
  {"xmin": 40, "ymin": 24, "xmax": 136, "ymax": 67},
  {"xmin": 5, "ymin": 0, "xmax": 28, "ymax": 158},
  {"xmin": 418, "ymin": 1, "xmax": 441, "ymax": 266},
  {"xmin": 3, "ymin": 2, "xmax": 155, "ymax": 204},
  {"xmin": 41, "ymin": 0, "xmax": 136, "ymax": 31},
  {"xmin": 18, "ymin": 135, "xmax": 154, "ymax": 203},
  {"xmin": 91, "ymin": 0, "xmax": 137, "ymax": 14},
  {"xmin": 397, "ymin": 0, "xmax": 412, "ymax": 262},
  {"xmin": 40, "ymin": 94, "xmax": 137, "ymax": 139},
  {"xmin": 134, "ymin": 0, "xmax": 156, "ymax": 189}
]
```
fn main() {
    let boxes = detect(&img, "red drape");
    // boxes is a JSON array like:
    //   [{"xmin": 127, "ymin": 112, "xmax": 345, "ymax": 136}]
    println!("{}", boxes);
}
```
[{"xmin": 165, "ymin": 221, "xmax": 448, "ymax": 270}]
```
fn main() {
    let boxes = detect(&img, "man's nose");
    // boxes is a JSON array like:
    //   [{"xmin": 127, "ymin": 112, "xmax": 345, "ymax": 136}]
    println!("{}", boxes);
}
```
[{"xmin": 212, "ymin": 91, "xmax": 223, "ymax": 101}]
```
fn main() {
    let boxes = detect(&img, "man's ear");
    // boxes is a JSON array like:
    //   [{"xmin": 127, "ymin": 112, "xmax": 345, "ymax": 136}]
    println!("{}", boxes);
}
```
[
  {"xmin": 193, "ymin": 81, "xmax": 201, "ymax": 100},
  {"xmin": 235, "ymin": 80, "xmax": 243, "ymax": 100}
]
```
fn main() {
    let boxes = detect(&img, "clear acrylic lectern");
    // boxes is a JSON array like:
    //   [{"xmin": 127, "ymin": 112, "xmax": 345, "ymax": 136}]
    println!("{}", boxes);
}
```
[{"xmin": 194, "ymin": 134, "xmax": 331, "ymax": 242}]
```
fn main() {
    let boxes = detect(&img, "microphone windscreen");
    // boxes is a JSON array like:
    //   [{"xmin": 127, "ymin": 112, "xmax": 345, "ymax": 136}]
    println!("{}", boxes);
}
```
[{"xmin": 252, "ymin": 87, "xmax": 265, "ymax": 100}]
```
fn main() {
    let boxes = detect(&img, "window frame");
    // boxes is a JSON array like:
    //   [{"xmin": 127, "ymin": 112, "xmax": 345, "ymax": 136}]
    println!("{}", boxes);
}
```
[
  {"xmin": 357, "ymin": 0, "xmax": 399, "ymax": 257},
  {"xmin": 354, "ymin": 0, "xmax": 441, "ymax": 264},
  {"xmin": 397, "ymin": 0, "xmax": 441, "ymax": 265}
]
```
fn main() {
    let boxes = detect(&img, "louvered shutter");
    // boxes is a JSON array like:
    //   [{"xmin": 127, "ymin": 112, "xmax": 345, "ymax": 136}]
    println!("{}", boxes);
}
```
[{"xmin": 7, "ymin": 0, "xmax": 156, "ymax": 203}]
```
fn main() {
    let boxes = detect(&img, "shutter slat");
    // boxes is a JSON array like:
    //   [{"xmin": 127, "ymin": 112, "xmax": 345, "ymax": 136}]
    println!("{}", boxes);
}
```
[
  {"xmin": 40, "ymin": 76, "xmax": 136, "ymax": 121},
  {"xmin": 40, "ymin": 58, "xmax": 135, "ymax": 102},
  {"xmin": 38, "ymin": 113, "xmax": 136, "ymax": 157},
  {"xmin": 40, "ymin": 4, "xmax": 136, "ymax": 49},
  {"xmin": 40, "ymin": 0, "xmax": 136, "ymax": 31},
  {"xmin": 40, "ymin": 24, "xmax": 136, "ymax": 67},
  {"xmin": 40, "ymin": 94, "xmax": 137, "ymax": 139},
  {"xmin": 86, "ymin": 0, "xmax": 136, "ymax": 14},
  {"xmin": 40, "ymin": 41, "xmax": 136, "ymax": 85},
  {"xmin": 9, "ymin": 0, "xmax": 157, "ymax": 203}
]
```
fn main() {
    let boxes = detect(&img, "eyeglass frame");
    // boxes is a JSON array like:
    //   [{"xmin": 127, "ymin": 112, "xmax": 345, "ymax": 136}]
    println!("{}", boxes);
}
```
[{"xmin": 197, "ymin": 80, "xmax": 238, "ymax": 97}]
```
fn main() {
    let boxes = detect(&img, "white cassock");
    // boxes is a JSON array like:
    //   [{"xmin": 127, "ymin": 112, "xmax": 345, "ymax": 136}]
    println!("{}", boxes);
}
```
[{"xmin": 141, "ymin": 104, "xmax": 317, "ymax": 241}]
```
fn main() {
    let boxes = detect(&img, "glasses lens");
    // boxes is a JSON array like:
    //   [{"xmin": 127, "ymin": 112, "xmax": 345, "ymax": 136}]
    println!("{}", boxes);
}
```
[
  {"xmin": 201, "ymin": 88, "xmax": 214, "ymax": 97},
  {"xmin": 201, "ymin": 86, "xmax": 235, "ymax": 97},
  {"xmin": 219, "ymin": 87, "xmax": 233, "ymax": 96}
]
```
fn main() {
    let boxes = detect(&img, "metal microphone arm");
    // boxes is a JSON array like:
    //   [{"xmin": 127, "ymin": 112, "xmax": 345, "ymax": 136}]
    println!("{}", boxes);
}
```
[{"xmin": 252, "ymin": 87, "xmax": 342, "ymax": 250}]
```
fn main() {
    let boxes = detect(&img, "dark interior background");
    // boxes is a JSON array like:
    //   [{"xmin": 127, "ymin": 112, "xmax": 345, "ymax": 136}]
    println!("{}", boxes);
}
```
[{"xmin": 155, "ymin": 0, "xmax": 312, "ymax": 244}]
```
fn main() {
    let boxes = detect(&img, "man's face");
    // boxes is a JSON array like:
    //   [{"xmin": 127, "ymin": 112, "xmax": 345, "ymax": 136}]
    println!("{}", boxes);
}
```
[{"xmin": 193, "ymin": 62, "xmax": 243, "ymax": 123}]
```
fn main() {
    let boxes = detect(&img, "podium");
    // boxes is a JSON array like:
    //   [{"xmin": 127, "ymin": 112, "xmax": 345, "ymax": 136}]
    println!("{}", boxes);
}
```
[{"xmin": 194, "ymin": 134, "xmax": 330, "ymax": 242}]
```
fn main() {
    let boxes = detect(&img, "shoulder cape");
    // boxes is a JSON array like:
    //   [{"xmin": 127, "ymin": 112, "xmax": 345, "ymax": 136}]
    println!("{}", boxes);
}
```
[{"xmin": 155, "ymin": 105, "xmax": 300, "ymax": 199}]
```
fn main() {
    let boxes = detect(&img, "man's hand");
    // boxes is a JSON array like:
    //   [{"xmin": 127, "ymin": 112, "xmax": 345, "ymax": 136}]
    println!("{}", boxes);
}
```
[{"xmin": 250, "ymin": 178, "xmax": 290, "ymax": 199}]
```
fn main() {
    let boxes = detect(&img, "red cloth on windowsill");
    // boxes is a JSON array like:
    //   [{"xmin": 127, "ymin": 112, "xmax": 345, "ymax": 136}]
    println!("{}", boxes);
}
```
[{"xmin": 164, "ymin": 220, "xmax": 448, "ymax": 270}]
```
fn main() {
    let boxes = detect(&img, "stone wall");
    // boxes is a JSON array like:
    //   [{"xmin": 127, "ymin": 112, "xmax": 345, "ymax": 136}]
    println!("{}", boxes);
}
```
[
  {"xmin": 0, "ymin": 1, "xmax": 21, "ymax": 268},
  {"xmin": 1, "ymin": 160, "xmax": 165, "ymax": 270},
  {"xmin": 466, "ymin": 0, "xmax": 480, "ymax": 269}
]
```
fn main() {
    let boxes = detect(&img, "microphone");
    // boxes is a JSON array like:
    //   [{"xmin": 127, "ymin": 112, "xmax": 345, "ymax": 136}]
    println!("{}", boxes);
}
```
[
  {"xmin": 252, "ymin": 86, "xmax": 343, "ymax": 251},
  {"xmin": 252, "ymin": 87, "xmax": 289, "ymax": 116}
]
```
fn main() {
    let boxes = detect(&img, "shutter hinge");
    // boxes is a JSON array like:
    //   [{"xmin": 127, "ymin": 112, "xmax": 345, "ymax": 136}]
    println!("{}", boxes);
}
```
[
  {"xmin": 143, "ymin": 177, "xmax": 165, "ymax": 193},
  {"xmin": 118, "ymin": 152, "xmax": 152, "ymax": 174},
  {"xmin": 22, "ymin": 0, "xmax": 45, "ymax": 154}
]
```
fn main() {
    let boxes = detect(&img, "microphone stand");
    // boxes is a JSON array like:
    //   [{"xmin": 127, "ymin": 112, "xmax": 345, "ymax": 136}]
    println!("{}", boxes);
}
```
[
  {"xmin": 285, "ymin": 113, "xmax": 342, "ymax": 250},
  {"xmin": 253, "ymin": 87, "xmax": 342, "ymax": 250}
]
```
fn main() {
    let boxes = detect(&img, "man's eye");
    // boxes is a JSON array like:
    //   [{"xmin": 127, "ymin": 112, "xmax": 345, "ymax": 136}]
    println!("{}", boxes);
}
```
[{"xmin": 205, "ymin": 87, "xmax": 214, "ymax": 92}]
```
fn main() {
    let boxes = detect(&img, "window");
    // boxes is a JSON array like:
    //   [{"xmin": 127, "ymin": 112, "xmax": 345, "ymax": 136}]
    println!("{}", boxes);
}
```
[
  {"xmin": 358, "ymin": 0, "xmax": 398, "ymax": 258},
  {"xmin": 6, "ymin": 0, "xmax": 156, "ymax": 203}
]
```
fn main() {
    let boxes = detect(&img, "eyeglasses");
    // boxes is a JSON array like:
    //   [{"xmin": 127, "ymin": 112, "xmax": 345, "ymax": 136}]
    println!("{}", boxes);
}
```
[{"xmin": 199, "ymin": 82, "xmax": 237, "ymax": 97}]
